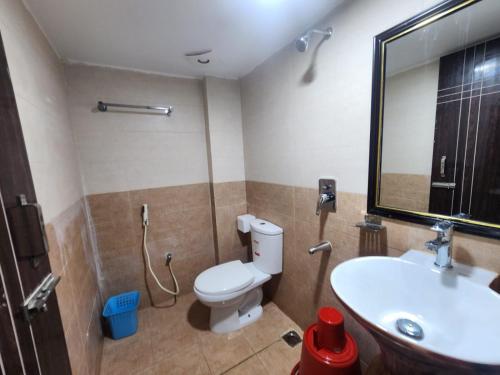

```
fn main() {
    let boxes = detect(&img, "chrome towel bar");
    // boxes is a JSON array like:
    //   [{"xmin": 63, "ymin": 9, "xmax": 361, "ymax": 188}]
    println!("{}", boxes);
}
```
[{"xmin": 97, "ymin": 101, "xmax": 173, "ymax": 117}]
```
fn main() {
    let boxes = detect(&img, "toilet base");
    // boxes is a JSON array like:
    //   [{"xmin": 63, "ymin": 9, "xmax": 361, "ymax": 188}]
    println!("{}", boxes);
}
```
[{"xmin": 209, "ymin": 287, "xmax": 264, "ymax": 333}]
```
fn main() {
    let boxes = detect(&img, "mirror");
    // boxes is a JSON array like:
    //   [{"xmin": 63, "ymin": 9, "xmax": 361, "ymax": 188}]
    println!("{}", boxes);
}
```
[{"xmin": 369, "ymin": 0, "xmax": 500, "ymax": 238}]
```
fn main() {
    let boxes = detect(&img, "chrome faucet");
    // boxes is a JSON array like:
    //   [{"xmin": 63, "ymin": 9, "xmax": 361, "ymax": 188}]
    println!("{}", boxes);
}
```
[
  {"xmin": 308, "ymin": 241, "xmax": 332, "ymax": 255},
  {"xmin": 425, "ymin": 220, "xmax": 454, "ymax": 268},
  {"xmin": 316, "ymin": 178, "xmax": 336, "ymax": 215},
  {"xmin": 316, "ymin": 192, "xmax": 335, "ymax": 215}
]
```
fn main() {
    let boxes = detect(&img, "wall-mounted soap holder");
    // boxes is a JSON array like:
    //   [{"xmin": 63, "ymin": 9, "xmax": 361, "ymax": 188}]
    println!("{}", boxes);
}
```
[{"xmin": 355, "ymin": 214, "xmax": 385, "ymax": 232}]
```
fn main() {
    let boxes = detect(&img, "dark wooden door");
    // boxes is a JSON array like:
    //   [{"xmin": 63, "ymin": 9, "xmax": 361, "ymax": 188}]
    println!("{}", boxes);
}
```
[
  {"xmin": 0, "ymin": 210, "xmax": 25, "ymax": 374},
  {"xmin": 429, "ymin": 37, "xmax": 500, "ymax": 223},
  {"xmin": 429, "ymin": 47, "xmax": 476, "ymax": 216},
  {"xmin": 0, "ymin": 33, "xmax": 71, "ymax": 374},
  {"xmin": 468, "ymin": 38, "xmax": 500, "ymax": 223}
]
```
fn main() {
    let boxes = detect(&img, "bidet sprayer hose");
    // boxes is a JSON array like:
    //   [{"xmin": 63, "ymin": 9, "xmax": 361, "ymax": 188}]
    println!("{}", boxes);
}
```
[{"xmin": 142, "ymin": 220, "xmax": 180, "ymax": 296}]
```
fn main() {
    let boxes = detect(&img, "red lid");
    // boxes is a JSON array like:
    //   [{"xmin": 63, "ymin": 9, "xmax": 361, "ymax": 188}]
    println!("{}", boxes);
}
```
[
  {"xmin": 317, "ymin": 307, "xmax": 346, "ymax": 353},
  {"xmin": 318, "ymin": 307, "xmax": 344, "ymax": 326},
  {"xmin": 297, "ymin": 307, "xmax": 360, "ymax": 374}
]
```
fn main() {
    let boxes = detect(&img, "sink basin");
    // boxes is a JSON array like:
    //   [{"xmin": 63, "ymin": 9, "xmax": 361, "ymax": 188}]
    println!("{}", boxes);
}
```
[{"xmin": 331, "ymin": 250, "xmax": 500, "ymax": 372}]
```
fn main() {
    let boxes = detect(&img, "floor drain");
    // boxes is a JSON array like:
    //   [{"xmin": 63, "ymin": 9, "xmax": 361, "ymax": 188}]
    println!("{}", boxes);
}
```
[
  {"xmin": 282, "ymin": 330, "xmax": 302, "ymax": 347},
  {"xmin": 396, "ymin": 319, "xmax": 423, "ymax": 340}
]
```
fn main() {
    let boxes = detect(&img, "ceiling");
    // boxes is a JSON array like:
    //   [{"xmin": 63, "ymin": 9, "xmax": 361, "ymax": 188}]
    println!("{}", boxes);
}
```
[
  {"xmin": 24, "ymin": 0, "xmax": 343, "ymax": 79},
  {"xmin": 386, "ymin": 0, "xmax": 500, "ymax": 76}
]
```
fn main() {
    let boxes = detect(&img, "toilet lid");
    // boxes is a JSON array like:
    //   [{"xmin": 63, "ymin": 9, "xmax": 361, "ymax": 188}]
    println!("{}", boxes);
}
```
[{"xmin": 195, "ymin": 261, "xmax": 254, "ymax": 295}]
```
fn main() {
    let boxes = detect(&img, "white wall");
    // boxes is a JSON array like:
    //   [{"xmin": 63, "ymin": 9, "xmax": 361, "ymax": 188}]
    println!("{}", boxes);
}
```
[
  {"xmin": 381, "ymin": 61, "xmax": 439, "ymax": 175},
  {"xmin": 241, "ymin": 0, "xmax": 440, "ymax": 193},
  {"xmin": 0, "ymin": 0, "xmax": 83, "ymax": 222},
  {"xmin": 65, "ymin": 64, "xmax": 209, "ymax": 194},
  {"xmin": 204, "ymin": 77, "xmax": 246, "ymax": 183}
]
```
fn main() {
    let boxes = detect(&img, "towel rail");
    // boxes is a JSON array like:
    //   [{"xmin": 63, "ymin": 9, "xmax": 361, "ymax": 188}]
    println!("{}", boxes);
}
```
[{"xmin": 97, "ymin": 101, "xmax": 173, "ymax": 117}]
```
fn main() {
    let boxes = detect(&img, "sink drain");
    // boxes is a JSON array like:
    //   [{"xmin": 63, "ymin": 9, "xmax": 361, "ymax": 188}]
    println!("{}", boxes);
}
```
[{"xmin": 396, "ymin": 319, "xmax": 423, "ymax": 340}]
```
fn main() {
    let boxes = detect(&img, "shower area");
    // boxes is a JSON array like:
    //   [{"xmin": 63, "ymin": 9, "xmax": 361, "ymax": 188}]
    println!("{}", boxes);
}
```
[{"xmin": 67, "ymin": 65, "xmax": 248, "ymax": 309}]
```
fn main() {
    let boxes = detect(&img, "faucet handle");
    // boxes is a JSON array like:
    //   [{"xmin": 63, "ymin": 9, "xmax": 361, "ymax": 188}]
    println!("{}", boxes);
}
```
[
  {"xmin": 430, "ymin": 220, "xmax": 453, "ymax": 233},
  {"xmin": 425, "ymin": 239, "xmax": 439, "ymax": 252},
  {"xmin": 315, "ymin": 178, "xmax": 336, "ymax": 216}
]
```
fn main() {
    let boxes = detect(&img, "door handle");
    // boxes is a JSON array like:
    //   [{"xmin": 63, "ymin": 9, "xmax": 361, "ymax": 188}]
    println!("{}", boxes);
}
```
[
  {"xmin": 431, "ymin": 182, "xmax": 456, "ymax": 189},
  {"xmin": 20, "ymin": 273, "xmax": 60, "ymax": 322},
  {"xmin": 440, "ymin": 155, "xmax": 446, "ymax": 177}
]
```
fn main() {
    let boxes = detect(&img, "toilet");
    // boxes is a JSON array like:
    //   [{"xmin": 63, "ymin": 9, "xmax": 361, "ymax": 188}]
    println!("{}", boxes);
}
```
[{"xmin": 194, "ymin": 215, "xmax": 283, "ymax": 333}]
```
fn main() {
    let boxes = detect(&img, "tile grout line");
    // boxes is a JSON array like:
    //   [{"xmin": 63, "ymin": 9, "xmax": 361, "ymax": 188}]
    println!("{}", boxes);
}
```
[
  {"xmin": 219, "ymin": 324, "xmax": 301, "ymax": 375},
  {"xmin": 219, "ymin": 337, "xmax": 283, "ymax": 375}
]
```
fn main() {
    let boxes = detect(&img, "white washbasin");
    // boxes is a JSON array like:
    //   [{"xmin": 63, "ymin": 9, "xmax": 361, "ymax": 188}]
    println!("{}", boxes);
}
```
[{"xmin": 331, "ymin": 250, "xmax": 500, "ymax": 367}]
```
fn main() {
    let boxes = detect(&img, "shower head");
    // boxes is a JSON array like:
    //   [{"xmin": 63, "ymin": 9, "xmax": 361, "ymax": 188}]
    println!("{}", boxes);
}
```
[
  {"xmin": 295, "ymin": 27, "xmax": 333, "ymax": 52},
  {"xmin": 295, "ymin": 35, "xmax": 310, "ymax": 53}
]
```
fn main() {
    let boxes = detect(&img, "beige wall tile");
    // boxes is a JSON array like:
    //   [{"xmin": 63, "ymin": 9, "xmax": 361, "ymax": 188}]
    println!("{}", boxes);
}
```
[
  {"xmin": 65, "ymin": 64, "xmax": 210, "ymax": 195},
  {"xmin": 87, "ymin": 183, "xmax": 216, "ymax": 307},
  {"xmin": 213, "ymin": 181, "xmax": 247, "ymax": 207},
  {"xmin": 240, "ymin": 0, "xmax": 442, "ymax": 194},
  {"xmin": 380, "ymin": 173, "xmax": 430, "ymax": 212},
  {"xmin": 210, "ymin": 181, "xmax": 249, "ymax": 264},
  {"xmin": 245, "ymin": 180, "xmax": 500, "ymax": 366},
  {"xmin": 47, "ymin": 201, "xmax": 103, "ymax": 374},
  {"xmin": 204, "ymin": 77, "xmax": 246, "ymax": 184},
  {"xmin": 0, "ymin": 0, "xmax": 84, "ymax": 222}
]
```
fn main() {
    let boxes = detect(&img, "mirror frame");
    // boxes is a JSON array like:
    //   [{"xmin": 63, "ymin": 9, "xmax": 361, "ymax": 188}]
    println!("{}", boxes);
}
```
[{"xmin": 366, "ymin": 0, "xmax": 500, "ymax": 239}]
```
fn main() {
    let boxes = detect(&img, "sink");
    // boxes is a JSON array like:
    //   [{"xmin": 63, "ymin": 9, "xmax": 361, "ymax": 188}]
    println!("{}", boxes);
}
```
[{"xmin": 331, "ymin": 250, "xmax": 500, "ymax": 373}]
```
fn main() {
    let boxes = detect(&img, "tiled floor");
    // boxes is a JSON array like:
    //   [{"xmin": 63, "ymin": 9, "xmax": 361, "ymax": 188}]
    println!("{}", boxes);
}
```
[{"xmin": 100, "ymin": 293, "xmax": 303, "ymax": 374}]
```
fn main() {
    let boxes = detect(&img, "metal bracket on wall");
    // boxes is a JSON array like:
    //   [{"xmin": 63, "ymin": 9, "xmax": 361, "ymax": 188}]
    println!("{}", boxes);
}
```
[
  {"xmin": 356, "ymin": 214, "xmax": 385, "ymax": 232},
  {"xmin": 7, "ymin": 194, "xmax": 49, "ymax": 268}
]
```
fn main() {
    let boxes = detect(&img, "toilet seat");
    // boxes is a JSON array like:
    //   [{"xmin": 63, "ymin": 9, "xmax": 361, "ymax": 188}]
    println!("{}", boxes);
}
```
[
  {"xmin": 194, "ymin": 216, "xmax": 282, "ymax": 334},
  {"xmin": 194, "ymin": 260, "xmax": 254, "ymax": 296}
]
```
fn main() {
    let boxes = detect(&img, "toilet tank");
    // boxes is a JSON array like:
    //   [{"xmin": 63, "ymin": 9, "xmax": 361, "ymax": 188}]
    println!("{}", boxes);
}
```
[{"xmin": 250, "ymin": 219, "xmax": 283, "ymax": 275}]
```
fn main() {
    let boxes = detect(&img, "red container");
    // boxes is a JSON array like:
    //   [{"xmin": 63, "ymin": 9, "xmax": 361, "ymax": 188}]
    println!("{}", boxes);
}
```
[{"xmin": 292, "ymin": 307, "xmax": 361, "ymax": 375}]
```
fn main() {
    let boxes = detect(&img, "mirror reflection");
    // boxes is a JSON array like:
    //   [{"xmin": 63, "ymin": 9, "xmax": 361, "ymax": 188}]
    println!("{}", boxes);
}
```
[{"xmin": 379, "ymin": 0, "xmax": 500, "ymax": 224}]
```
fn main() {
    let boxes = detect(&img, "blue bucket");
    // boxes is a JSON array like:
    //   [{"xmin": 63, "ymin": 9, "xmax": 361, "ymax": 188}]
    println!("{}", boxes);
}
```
[{"xmin": 102, "ymin": 291, "xmax": 140, "ymax": 340}]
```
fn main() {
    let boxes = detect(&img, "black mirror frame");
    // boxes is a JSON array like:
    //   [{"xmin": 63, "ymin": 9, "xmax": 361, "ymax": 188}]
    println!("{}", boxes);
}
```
[{"xmin": 366, "ymin": 0, "xmax": 500, "ymax": 240}]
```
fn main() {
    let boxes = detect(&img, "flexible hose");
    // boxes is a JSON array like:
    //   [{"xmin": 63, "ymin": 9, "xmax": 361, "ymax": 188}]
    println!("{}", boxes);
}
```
[{"xmin": 142, "ymin": 222, "xmax": 180, "ymax": 296}]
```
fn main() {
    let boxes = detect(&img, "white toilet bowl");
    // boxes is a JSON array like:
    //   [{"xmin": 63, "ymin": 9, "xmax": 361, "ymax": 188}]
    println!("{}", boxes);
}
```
[
  {"xmin": 194, "ymin": 218, "xmax": 283, "ymax": 333},
  {"xmin": 194, "ymin": 261, "xmax": 271, "ymax": 333}
]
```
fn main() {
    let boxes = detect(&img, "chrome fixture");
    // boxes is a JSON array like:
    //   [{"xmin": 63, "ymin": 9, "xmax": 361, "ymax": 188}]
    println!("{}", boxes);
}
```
[
  {"xmin": 97, "ymin": 101, "xmax": 173, "ymax": 117},
  {"xmin": 356, "ymin": 214, "xmax": 385, "ymax": 232},
  {"xmin": 396, "ymin": 318, "xmax": 424, "ymax": 340},
  {"xmin": 295, "ymin": 27, "xmax": 333, "ymax": 52},
  {"xmin": 20, "ymin": 273, "xmax": 60, "ymax": 321},
  {"xmin": 165, "ymin": 252, "xmax": 173, "ymax": 266},
  {"xmin": 431, "ymin": 182, "xmax": 456, "ymax": 189},
  {"xmin": 316, "ymin": 178, "xmax": 336, "ymax": 215},
  {"xmin": 308, "ymin": 241, "xmax": 332, "ymax": 255},
  {"xmin": 425, "ymin": 220, "xmax": 454, "ymax": 268}
]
